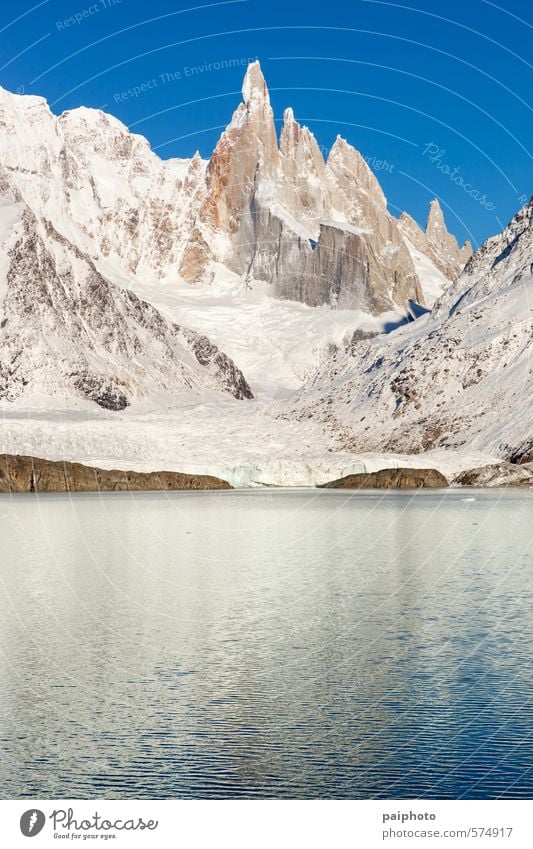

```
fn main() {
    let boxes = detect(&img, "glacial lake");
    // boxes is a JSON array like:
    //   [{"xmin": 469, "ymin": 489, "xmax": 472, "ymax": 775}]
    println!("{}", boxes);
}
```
[{"xmin": 0, "ymin": 489, "xmax": 532, "ymax": 800}]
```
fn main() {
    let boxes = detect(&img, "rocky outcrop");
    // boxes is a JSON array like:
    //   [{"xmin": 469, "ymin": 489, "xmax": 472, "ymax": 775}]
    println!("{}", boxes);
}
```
[
  {"xmin": 399, "ymin": 200, "xmax": 472, "ymax": 281},
  {"xmin": 0, "ymin": 455, "xmax": 231, "ymax": 492},
  {"xmin": 181, "ymin": 62, "xmax": 423, "ymax": 312},
  {"xmin": 319, "ymin": 468, "xmax": 449, "ymax": 489},
  {"xmin": 453, "ymin": 463, "xmax": 533, "ymax": 487},
  {"xmin": 509, "ymin": 442, "xmax": 533, "ymax": 465}
]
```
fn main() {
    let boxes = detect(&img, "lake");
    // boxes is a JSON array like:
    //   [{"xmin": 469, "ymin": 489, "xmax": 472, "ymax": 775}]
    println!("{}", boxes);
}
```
[{"xmin": 0, "ymin": 489, "xmax": 531, "ymax": 799}]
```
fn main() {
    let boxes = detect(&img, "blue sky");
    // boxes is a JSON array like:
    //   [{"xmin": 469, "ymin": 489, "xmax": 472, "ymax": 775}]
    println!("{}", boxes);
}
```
[{"xmin": 0, "ymin": 0, "xmax": 531, "ymax": 247}]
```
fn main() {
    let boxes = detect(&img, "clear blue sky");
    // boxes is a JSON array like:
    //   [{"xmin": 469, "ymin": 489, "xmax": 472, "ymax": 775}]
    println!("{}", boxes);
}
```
[{"xmin": 1, "ymin": 0, "xmax": 531, "ymax": 247}]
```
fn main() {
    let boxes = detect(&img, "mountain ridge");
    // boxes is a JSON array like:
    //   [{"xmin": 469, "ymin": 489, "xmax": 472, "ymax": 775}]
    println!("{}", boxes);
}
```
[{"xmin": 286, "ymin": 198, "xmax": 533, "ymax": 462}]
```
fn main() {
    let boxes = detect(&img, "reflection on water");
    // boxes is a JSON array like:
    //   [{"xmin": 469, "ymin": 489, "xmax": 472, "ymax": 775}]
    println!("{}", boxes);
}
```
[{"xmin": 0, "ymin": 489, "xmax": 531, "ymax": 799}]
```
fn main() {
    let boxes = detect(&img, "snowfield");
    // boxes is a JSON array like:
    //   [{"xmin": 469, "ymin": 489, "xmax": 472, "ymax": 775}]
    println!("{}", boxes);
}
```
[
  {"xmin": 0, "ymin": 402, "xmax": 501, "ymax": 488},
  {"xmin": 127, "ymin": 265, "xmax": 411, "ymax": 400}
]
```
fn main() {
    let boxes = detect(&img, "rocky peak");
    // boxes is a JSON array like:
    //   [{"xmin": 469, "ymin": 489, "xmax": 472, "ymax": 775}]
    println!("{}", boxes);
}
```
[
  {"xmin": 278, "ymin": 108, "xmax": 328, "ymax": 230},
  {"xmin": 241, "ymin": 60, "xmax": 270, "ymax": 106},
  {"xmin": 279, "ymin": 107, "xmax": 300, "ymax": 156},
  {"xmin": 327, "ymin": 135, "xmax": 386, "ymax": 209},
  {"xmin": 426, "ymin": 199, "xmax": 473, "ymax": 271},
  {"xmin": 226, "ymin": 59, "xmax": 278, "ymax": 157},
  {"xmin": 399, "ymin": 199, "xmax": 473, "ymax": 281},
  {"xmin": 280, "ymin": 108, "xmax": 324, "ymax": 165},
  {"xmin": 426, "ymin": 198, "xmax": 447, "ymax": 239},
  {"xmin": 190, "ymin": 62, "xmax": 278, "ymax": 247},
  {"xmin": 182, "ymin": 63, "xmax": 423, "ymax": 310},
  {"xmin": 398, "ymin": 211, "xmax": 426, "ymax": 248}
]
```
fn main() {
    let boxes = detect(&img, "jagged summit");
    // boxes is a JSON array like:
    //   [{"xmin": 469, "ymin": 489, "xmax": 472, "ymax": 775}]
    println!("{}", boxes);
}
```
[
  {"xmin": 427, "ymin": 199, "xmax": 471, "ymax": 255},
  {"xmin": 283, "ymin": 106, "xmax": 295, "ymax": 122},
  {"xmin": 399, "ymin": 198, "xmax": 473, "ymax": 281},
  {"xmin": 242, "ymin": 60, "xmax": 270, "ymax": 104},
  {"xmin": 327, "ymin": 135, "xmax": 387, "ymax": 208},
  {"xmin": 179, "ymin": 63, "xmax": 425, "ymax": 311}
]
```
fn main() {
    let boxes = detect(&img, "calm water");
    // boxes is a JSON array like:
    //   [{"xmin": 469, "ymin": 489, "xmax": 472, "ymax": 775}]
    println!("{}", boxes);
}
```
[{"xmin": 0, "ymin": 489, "xmax": 532, "ymax": 800}]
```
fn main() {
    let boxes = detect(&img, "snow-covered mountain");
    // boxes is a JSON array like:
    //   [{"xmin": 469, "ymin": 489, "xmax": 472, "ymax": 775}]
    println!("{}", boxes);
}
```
[
  {"xmin": 1, "ymin": 61, "xmax": 525, "ymax": 483},
  {"xmin": 0, "ymin": 200, "xmax": 252, "ymax": 408},
  {"xmin": 0, "ymin": 87, "xmax": 258, "ymax": 408},
  {"xmin": 0, "ymin": 85, "xmax": 206, "ymax": 284},
  {"xmin": 0, "ymin": 62, "xmax": 464, "ymax": 305},
  {"xmin": 179, "ymin": 62, "xmax": 460, "ymax": 313},
  {"xmin": 0, "ymin": 62, "xmax": 468, "ymax": 409},
  {"xmin": 287, "ymin": 199, "xmax": 533, "ymax": 463}
]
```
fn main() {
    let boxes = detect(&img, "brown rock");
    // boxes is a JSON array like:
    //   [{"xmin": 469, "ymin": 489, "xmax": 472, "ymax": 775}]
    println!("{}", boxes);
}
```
[
  {"xmin": 319, "ymin": 467, "xmax": 449, "ymax": 489},
  {"xmin": 453, "ymin": 462, "xmax": 533, "ymax": 487},
  {"xmin": 0, "ymin": 455, "xmax": 231, "ymax": 493},
  {"xmin": 184, "ymin": 62, "xmax": 424, "ymax": 311}
]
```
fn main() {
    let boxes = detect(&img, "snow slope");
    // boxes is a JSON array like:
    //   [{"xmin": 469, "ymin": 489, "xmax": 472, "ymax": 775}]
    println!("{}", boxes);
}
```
[
  {"xmin": 128, "ymin": 265, "xmax": 409, "ymax": 400},
  {"xmin": 403, "ymin": 236, "xmax": 451, "ymax": 307},
  {"xmin": 286, "ymin": 201, "xmax": 533, "ymax": 463},
  {"xmin": 0, "ymin": 205, "xmax": 252, "ymax": 409}
]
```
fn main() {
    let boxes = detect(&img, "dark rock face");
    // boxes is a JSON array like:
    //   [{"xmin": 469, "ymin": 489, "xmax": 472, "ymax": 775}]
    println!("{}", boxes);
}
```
[
  {"xmin": 268, "ymin": 223, "xmax": 421, "ymax": 312},
  {"xmin": 0, "ymin": 455, "xmax": 231, "ymax": 493},
  {"xmin": 509, "ymin": 442, "xmax": 533, "ymax": 465},
  {"xmin": 453, "ymin": 463, "xmax": 533, "ymax": 487},
  {"xmin": 70, "ymin": 373, "xmax": 129, "ymax": 411},
  {"xmin": 319, "ymin": 467, "xmax": 449, "ymax": 489}
]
